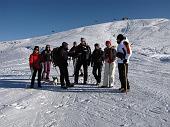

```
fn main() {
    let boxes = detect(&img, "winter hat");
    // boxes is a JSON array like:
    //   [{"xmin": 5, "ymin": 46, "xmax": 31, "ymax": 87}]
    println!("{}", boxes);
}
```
[
  {"xmin": 73, "ymin": 41, "xmax": 77, "ymax": 45},
  {"xmin": 34, "ymin": 46, "xmax": 39, "ymax": 50},
  {"xmin": 45, "ymin": 45, "xmax": 50, "ymax": 50},
  {"xmin": 62, "ymin": 42, "xmax": 68, "ymax": 47},
  {"xmin": 117, "ymin": 34, "xmax": 125, "ymax": 41},
  {"xmin": 105, "ymin": 40, "xmax": 112, "ymax": 45},
  {"xmin": 94, "ymin": 43, "xmax": 99, "ymax": 47},
  {"xmin": 81, "ymin": 38, "xmax": 86, "ymax": 42}
]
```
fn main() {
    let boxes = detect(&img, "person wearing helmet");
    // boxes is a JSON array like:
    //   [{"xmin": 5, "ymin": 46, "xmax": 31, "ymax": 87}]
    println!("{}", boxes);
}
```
[
  {"xmin": 116, "ymin": 34, "xmax": 132, "ymax": 92},
  {"xmin": 100, "ymin": 41, "xmax": 117, "ymax": 88}
]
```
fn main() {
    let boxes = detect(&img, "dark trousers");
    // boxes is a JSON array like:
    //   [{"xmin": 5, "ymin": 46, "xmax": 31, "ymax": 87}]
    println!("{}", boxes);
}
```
[
  {"xmin": 92, "ymin": 64, "xmax": 102, "ymax": 83},
  {"xmin": 75, "ymin": 61, "xmax": 88, "ymax": 83},
  {"xmin": 118, "ymin": 63, "xmax": 130, "ymax": 89},
  {"xmin": 31, "ymin": 69, "xmax": 42, "ymax": 87},
  {"xmin": 59, "ymin": 66, "xmax": 70, "ymax": 86}
]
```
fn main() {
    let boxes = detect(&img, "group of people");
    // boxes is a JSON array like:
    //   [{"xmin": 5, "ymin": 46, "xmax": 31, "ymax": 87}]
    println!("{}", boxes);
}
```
[{"xmin": 29, "ymin": 34, "xmax": 132, "ymax": 93}]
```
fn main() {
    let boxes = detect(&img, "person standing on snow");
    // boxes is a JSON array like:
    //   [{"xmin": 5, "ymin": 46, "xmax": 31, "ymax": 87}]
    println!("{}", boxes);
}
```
[
  {"xmin": 100, "ymin": 41, "xmax": 117, "ymax": 88},
  {"xmin": 116, "ymin": 34, "xmax": 132, "ymax": 92},
  {"xmin": 57, "ymin": 42, "xmax": 74, "ymax": 89},
  {"xmin": 29, "ymin": 46, "xmax": 43, "ymax": 88},
  {"xmin": 69, "ymin": 41, "xmax": 84, "ymax": 77},
  {"xmin": 74, "ymin": 38, "xmax": 91, "ymax": 84},
  {"xmin": 41, "ymin": 45, "xmax": 52, "ymax": 81},
  {"xmin": 91, "ymin": 43, "xmax": 104, "ymax": 86}
]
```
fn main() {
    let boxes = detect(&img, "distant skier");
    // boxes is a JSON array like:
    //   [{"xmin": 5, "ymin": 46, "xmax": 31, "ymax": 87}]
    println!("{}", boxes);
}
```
[
  {"xmin": 91, "ymin": 43, "xmax": 104, "ymax": 86},
  {"xmin": 29, "ymin": 46, "xmax": 43, "ymax": 88},
  {"xmin": 74, "ymin": 38, "xmax": 91, "ymax": 84},
  {"xmin": 41, "ymin": 45, "xmax": 52, "ymax": 81},
  {"xmin": 57, "ymin": 42, "xmax": 74, "ymax": 89},
  {"xmin": 116, "ymin": 34, "xmax": 132, "ymax": 92},
  {"xmin": 100, "ymin": 41, "xmax": 117, "ymax": 88}
]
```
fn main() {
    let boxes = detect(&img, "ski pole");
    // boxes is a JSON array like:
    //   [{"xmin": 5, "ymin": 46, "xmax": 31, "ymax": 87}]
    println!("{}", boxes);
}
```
[{"xmin": 124, "ymin": 63, "xmax": 128, "ymax": 94}]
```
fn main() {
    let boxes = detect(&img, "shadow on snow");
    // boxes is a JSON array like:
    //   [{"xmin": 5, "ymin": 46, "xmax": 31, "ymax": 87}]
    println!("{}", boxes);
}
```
[{"xmin": 0, "ymin": 79, "xmax": 122, "ymax": 93}]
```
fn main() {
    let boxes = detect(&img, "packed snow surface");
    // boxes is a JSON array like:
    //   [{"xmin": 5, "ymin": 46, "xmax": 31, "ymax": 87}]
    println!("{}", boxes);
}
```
[{"xmin": 0, "ymin": 18, "xmax": 170, "ymax": 127}]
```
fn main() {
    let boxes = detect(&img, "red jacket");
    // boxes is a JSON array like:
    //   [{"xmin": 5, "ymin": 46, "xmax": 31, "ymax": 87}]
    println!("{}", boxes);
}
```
[{"xmin": 29, "ymin": 52, "xmax": 42, "ymax": 70}]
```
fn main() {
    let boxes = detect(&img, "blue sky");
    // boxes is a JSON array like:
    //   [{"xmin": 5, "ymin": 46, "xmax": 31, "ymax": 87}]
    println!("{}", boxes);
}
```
[{"xmin": 0, "ymin": 0, "xmax": 170, "ymax": 41}]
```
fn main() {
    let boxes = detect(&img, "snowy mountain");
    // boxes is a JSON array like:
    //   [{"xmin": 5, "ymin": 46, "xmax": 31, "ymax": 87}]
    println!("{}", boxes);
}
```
[{"xmin": 0, "ymin": 18, "xmax": 170, "ymax": 127}]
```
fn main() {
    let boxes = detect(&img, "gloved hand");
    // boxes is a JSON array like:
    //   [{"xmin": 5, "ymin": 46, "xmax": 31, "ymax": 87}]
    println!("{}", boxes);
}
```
[{"xmin": 123, "ymin": 59, "xmax": 127, "ymax": 64}]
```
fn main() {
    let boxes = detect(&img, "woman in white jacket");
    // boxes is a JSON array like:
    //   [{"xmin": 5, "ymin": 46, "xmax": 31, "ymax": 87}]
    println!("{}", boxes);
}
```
[
  {"xmin": 116, "ymin": 34, "xmax": 132, "ymax": 92},
  {"xmin": 100, "ymin": 41, "xmax": 117, "ymax": 88}
]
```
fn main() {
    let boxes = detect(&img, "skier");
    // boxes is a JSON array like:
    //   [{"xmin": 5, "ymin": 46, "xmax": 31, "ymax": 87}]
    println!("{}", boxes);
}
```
[
  {"xmin": 74, "ymin": 38, "xmax": 91, "ymax": 84},
  {"xmin": 116, "ymin": 34, "xmax": 132, "ymax": 92},
  {"xmin": 41, "ymin": 45, "xmax": 52, "ymax": 81},
  {"xmin": 100, "ymin": 41, "xmax": 117, "ymax": 88},
  {"xmin": 29, "ymin": 46, "xmax": 43, "ymax": 88},
  {"xmin": 57, "ymin": 42, "xmax": 74, "ymax": 89},
  {"xmin": 91, "ymin": 43, "xmax": 104, "ymax": 86}
]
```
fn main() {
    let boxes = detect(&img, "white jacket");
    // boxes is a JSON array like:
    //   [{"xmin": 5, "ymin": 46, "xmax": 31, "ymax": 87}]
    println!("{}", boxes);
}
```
[{"xmin": 117, "ymin": 40, "xmax": 132, "ymax": 63}]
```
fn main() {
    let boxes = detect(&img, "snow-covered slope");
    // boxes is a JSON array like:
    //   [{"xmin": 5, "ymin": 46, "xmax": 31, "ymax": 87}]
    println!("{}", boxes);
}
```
[{"xmin": 0, "ymin": 18, "xmax": 170, "ymax": 127}]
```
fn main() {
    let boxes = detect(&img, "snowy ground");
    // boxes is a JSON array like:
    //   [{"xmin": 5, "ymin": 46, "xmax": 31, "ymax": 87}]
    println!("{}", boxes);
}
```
[{"xmin": 0, "ymin": 18, "xmax": 170, "ymax": 127}]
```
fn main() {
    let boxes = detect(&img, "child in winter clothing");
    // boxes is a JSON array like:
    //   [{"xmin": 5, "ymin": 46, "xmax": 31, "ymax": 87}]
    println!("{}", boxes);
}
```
[
  {"xmin": 29, "ymin": 46, "xmax": 43, "ymax": 88},
  {"xmin": 100, "ymin": 41, "xmax": 117, "ymax": 88}
]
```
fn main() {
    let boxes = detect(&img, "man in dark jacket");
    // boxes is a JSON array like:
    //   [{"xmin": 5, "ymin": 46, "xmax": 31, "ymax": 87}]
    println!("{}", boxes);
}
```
[
  {"xmin": 69, "ymin": 41, "xmax": 84, "ymax": 76},
  {"xmin": 41, "ymin": 45, "xmax": 52, "ymax": 81},
  {"xmin": 74, "ymin": 38, "xmax": 91, "ymax": 84},
  {"xmin": 58, "ymin": 42, "xmax": 74, "ymax": 89},
  {"xmin": 91, "ymin": 43, "xmax": 104, "ymax": 86},
  {"xmin": 69, "ymin": 41, "xmax": 78, "ymax": 76}
]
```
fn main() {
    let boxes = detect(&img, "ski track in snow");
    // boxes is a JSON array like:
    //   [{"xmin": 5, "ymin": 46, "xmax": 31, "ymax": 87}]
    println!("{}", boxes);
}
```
[{"xmin": 0, "ymin": 18, "xmax": 170, "ymax": 127}]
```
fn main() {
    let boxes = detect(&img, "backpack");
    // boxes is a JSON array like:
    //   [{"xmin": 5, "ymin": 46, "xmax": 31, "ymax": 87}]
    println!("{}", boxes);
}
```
[{"xmin": 52, "ymin": 47, "xmax": 60, "ymax": 66}]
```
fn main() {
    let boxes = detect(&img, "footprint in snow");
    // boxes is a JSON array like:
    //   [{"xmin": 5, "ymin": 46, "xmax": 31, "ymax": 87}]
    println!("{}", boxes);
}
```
[
  {"xmin": 149, "ymin": 107, "xmax": 162, "ymax": 114},
  {"xmin": 54, "ymin": 104, "xmax": 64, "ymax": 109},
  {"xmin": 46, "ymin": 111, "xmax": 53, "ymax": 114},
  {"xmin": 165, "ymin": 104, "xmax": 170, "ymax": 113},
  {"xmin": 0, "ymin": 115, "xmax": 6, "ymax": 119},
  {"xmin": 80, "ymin": 99, "xmax": 91, "ymax": 103},
  {"xmin": 10, "ymin": 103, "xmax": 26, "ymax": 110}
]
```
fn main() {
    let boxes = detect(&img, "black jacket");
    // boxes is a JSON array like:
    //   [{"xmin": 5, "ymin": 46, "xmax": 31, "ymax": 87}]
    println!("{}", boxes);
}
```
[
  {"xmin": 75, "ymin": 44, "xmax": 91, "ymax": 63},
  {"xmin": 69, "ymin": 46, "xmax": 77, "ymax": 58},
  {"xmin": 58, "ymin": 46, "xmax": 69, "ymax": 67},
  {"xmin": 41, "ymin": 50, "xmax": 52, "ymax": 62},
  {"xmin": 91, "ymin": 48, "xmax": 104, "ymax": 65}
]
